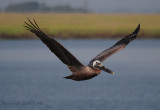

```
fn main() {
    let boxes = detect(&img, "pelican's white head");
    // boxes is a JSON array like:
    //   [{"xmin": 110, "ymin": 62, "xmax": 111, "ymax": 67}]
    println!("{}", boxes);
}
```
[
  {"xmin": 92, "ymin": 60, "xmax": 114, "ymax": 75},
  {"xmin": 92, "ymin": 60, "xmax": 103, "ymax": 69}
]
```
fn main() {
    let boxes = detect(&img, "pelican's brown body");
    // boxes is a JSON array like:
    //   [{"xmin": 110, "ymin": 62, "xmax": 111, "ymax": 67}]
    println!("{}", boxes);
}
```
[
  {"xmin": 24, "ymin": 19, "xmax": 140, "ymax": 81},
  {"xmin": 66, "ymin": 66, "xmax": 101, "ymax": 81}
]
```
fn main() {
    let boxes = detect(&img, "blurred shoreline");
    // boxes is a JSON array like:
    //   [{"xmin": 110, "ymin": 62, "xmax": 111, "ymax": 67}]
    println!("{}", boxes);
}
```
[
  {"xmin": 0, "ymin": 13, "xmax": 160, "ymax": 39},
  {"xmin": 0, "ymin": 33, "xmax": 159, "ymax": 40}
]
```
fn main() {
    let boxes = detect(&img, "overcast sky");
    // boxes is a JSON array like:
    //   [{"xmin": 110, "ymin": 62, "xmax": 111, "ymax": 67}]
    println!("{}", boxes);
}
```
[{"xmin": 0, "ymin": 0, "xmax": 160, "ymax": 13}]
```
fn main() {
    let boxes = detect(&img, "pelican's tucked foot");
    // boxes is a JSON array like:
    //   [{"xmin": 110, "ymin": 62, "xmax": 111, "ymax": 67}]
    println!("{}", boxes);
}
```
[
  {"xmin": 64, "ymin": 74, "xmax": 97, "ymax": 81},
  {"xmin": 64, "ymin": 75, "xmax": 72, "ymax": 79},
  {"xmin": 64, "ymin": 75, "xmax": 79, "ymax": 81}
]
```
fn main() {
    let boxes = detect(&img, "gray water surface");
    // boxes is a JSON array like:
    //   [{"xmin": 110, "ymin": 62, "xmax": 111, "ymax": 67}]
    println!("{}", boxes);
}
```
[{"xmin": 0, "ymin": 39, "xmax": 160, "ymax": 110}]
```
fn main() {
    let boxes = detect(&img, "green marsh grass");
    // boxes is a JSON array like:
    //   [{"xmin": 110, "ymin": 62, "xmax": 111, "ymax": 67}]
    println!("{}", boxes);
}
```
[{"xmin": 0, "ymin": 13, "xmax": 160, "ymax": 39}]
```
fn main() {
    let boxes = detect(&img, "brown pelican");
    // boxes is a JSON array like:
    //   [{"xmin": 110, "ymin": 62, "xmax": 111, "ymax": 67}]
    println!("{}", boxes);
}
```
[{"xmin": 24, "ymin": 18, "xmax": 140, "ymax": 81}]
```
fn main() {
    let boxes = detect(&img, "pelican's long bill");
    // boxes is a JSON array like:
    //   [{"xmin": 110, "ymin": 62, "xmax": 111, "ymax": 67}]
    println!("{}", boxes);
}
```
[{"xmin": 101, "ymin": 66, "xmax": 114, "ymax": 75}]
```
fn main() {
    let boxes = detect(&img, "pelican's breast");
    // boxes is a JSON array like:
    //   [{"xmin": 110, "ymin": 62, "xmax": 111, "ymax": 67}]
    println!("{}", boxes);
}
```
[
  {"xmin": 67, "ymin": 66, "xmax": 101, "ymax": 81},
  {"xmin": 78, "ymin": 66, "xmax": 101, "ymax": 76}
]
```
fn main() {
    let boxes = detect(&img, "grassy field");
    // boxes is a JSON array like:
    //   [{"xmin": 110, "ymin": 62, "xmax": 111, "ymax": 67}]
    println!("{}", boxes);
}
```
[{"xmin": 0, "ymin": 13, "xmax": 160, "ymax": 39}]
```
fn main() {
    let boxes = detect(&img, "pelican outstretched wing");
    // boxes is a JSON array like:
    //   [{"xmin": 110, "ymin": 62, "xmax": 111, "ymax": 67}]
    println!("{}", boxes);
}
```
[
  {"xmin": 89, "ymin": 24, "xmax": 140, "ymax": 65},
  {"xmin": 24, "ymin": 18, "xmax": 84, "ymax": 67}
]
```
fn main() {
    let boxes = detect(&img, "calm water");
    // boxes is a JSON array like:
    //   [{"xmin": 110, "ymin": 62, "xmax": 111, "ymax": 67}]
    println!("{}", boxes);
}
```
[{"xmin": 0, "ymin": 39, "xmax": 160, "ymax": 110}]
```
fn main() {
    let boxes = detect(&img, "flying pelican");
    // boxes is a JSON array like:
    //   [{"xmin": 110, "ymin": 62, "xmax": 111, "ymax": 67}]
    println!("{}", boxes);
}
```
[{"xmin": 24, "ymin": 19, "xmax": 140, "ymax": 81}]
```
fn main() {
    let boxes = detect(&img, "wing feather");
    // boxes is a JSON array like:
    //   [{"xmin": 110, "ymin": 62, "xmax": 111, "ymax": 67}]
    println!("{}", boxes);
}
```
[
  {"xmin": 24, "ymin": 18, "xmax": 84, "ymax": 67},
  {"xmin": 89, "ymin": 24, "xmax": 140, "ymax": 65}
]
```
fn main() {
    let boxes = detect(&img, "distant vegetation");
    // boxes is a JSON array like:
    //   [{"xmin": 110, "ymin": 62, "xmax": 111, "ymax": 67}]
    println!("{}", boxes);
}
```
[
  {"xmin": 5, "ymin": 2, "xmax": 89, "ymax": 13},
  {"xmin": 0, "ymin": 13, "xmax": 160, "ymax": 39}
]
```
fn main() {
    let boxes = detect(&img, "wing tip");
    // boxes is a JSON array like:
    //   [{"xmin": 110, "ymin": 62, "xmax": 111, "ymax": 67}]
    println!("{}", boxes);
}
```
[{"xmin": 133, "ymin": 24, "xmax": 140, "ymax": 35}]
